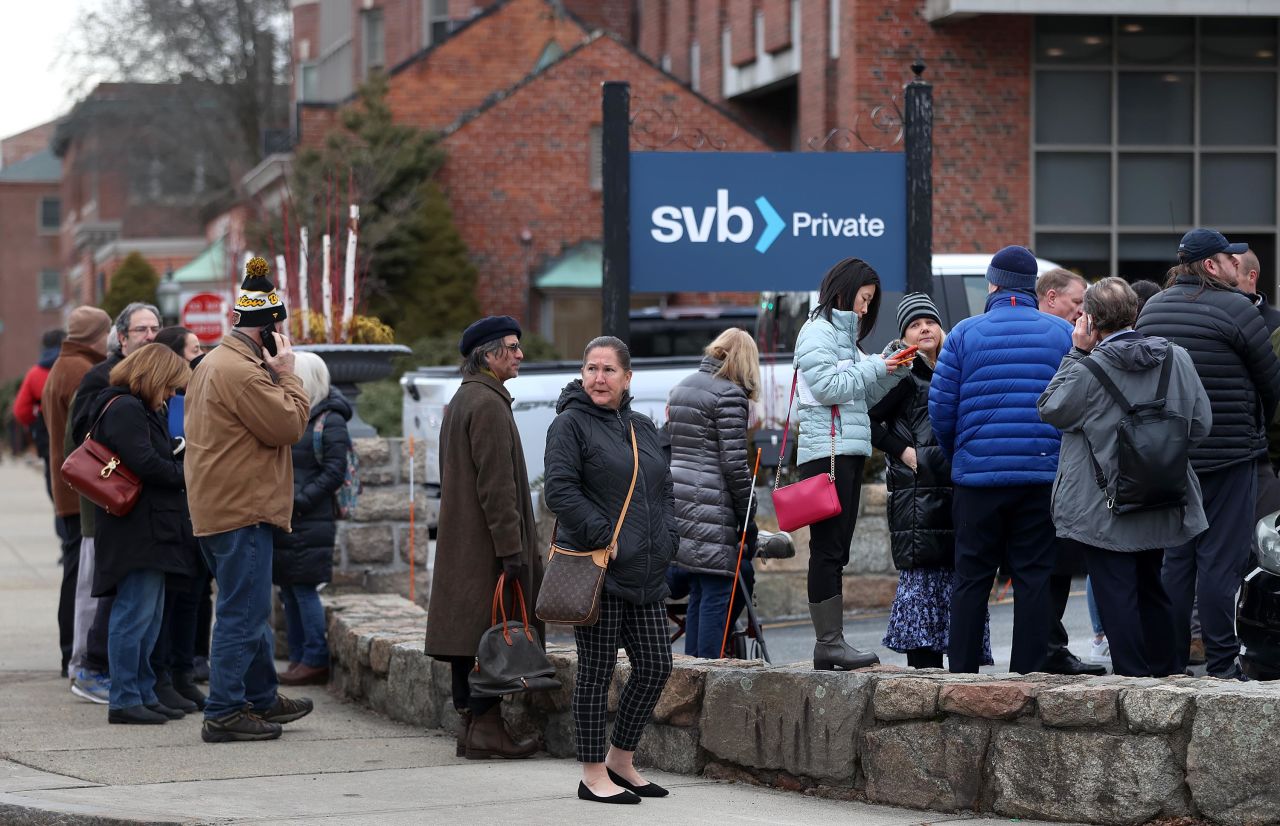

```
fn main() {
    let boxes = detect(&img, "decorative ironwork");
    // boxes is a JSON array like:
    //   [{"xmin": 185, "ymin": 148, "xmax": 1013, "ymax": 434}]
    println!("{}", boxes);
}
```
[
  {"xmin": 630, "ymin": 106, "xmax": 728, "ymax": 151},
  {"xmin": 807, "ymin": 95, "xmax": 905, "ymax": 152}
]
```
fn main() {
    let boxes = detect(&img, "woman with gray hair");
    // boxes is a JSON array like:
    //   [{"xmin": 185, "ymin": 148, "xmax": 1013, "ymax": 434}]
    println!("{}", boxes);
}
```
[{"xmin": 271, "ymin": 351, "xmax": 352, "ymax": 686}]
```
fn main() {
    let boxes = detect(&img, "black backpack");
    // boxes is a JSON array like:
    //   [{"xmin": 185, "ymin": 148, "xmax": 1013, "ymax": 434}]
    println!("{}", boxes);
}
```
[{"xmin": 1080, "ymin": 353, "xmax": 1190, "ymax": 515}]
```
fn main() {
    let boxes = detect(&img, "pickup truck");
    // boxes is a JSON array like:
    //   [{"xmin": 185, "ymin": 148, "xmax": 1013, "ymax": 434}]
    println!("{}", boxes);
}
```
[{"xmin": 402, "ymin": 253, "xmax": 1060, "ymax": 526}]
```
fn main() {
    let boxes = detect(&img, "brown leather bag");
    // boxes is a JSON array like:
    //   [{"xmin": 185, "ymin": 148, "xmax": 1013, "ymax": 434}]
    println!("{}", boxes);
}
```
[
  {"xmin": 535, "ymin": 423, "xmax": 638, "ymax": 627},
  {"xmin": 60, "ymin": 396, "xmax": 142, "ymax": 517}
]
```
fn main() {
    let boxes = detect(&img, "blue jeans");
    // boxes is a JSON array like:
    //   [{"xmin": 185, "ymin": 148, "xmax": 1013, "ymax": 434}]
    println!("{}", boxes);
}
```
[
  {"xmin": 1085, "ymin": 576, "xmax": 1105, "ymax": 636},
  {"xmin": 684, "ymin": 565, "xmax": 754, "ymax": 658},
  {"xmin": 108, "ymin": 569, "xmax": 165, "ymax": 709},
  {"xmin": 280, "ymin": 585, "xmax": 330, "ymax": 668},
  {"xmin": 199, "ymin": 525, "xmax": 278, "ymax": 719}
]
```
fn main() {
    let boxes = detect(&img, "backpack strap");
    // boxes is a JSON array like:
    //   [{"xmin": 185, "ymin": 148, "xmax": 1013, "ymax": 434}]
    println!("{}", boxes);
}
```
[{"xmin": 1080, "ymin": 356, "xmax": 1133, "ymax": 411}]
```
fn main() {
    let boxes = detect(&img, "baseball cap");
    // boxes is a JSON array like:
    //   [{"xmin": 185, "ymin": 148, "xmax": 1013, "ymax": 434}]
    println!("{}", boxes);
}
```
[{"xmin": 1177, "ymin": 228, "xmax": 1248, "ymax": 264}]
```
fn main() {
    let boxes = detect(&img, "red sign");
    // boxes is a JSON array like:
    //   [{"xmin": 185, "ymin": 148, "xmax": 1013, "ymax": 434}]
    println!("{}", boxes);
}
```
[{"xmin": 181, "ymin": 293, "xmax": 228, "ymax": 344}]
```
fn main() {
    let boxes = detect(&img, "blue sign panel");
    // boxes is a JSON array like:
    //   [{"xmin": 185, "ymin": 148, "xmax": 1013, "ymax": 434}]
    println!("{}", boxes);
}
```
[{"xmin": 629, "ymin": 151, "xmax": 906, "ymax": 293}]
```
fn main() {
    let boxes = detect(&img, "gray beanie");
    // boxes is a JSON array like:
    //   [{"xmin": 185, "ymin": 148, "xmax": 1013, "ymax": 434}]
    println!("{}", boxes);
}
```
[{"xmin": 896, "ymin": 293, "xmax": 941, "ymax": 337}]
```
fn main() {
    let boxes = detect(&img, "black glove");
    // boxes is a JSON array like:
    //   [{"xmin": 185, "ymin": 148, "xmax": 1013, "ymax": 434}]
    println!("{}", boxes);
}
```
[{"xmin": 501, "ymin": 553, "xmax": 527, "ymax": 584}]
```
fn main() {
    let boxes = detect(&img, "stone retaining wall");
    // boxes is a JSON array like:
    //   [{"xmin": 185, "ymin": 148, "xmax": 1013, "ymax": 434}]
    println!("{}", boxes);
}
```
[{"xmin": 325, "ymin": 593, "xmax": 1280, "ymax": 826}]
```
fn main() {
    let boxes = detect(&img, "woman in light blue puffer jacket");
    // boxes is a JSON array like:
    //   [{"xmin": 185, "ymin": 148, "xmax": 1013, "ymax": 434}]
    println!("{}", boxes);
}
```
[{"xmin": 792, "ymin": 257, "xmax": 914, "ymax": 670}]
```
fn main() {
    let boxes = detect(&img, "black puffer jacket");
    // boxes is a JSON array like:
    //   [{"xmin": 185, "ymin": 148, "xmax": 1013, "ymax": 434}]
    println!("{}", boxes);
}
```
[
  {"xmin": 544, "ymin": 380, "xmax": 677, "ymax": 605},
  {"xmin": 272, "ymin": 390, "xmax": 353, "ymax": 586},
  {"xmin": 1137, "ymin": 275, "xmax": 1280, "ymax": 473},
  {"xmin": 869, "ymin": 355, "xmax": 953, "ymax": 570},
  {"xmin": 667, "ymin": 357, "xmax": 755, "ymax": 576}
]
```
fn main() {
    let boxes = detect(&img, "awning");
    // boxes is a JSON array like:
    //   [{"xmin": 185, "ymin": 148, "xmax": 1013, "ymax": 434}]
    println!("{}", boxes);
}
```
[
  {"xmin": 926, "ymin": 0, "xmax": 1280, "ymax": 23},
  {"xmin": 534, "ymin": 241, "xmax": 602, "ymax": 290},
  {"xmin": 172, "ymin": 236, "xmax": 227, "ymax": 284}
]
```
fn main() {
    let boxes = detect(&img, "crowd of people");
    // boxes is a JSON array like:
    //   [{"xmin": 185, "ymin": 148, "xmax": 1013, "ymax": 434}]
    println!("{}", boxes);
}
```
[{"xmin": 13, "ymin": 259, "xmax": 352, "ymax": 741}]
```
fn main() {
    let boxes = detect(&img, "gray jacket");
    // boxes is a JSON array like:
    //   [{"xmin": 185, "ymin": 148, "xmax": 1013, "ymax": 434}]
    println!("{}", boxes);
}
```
[
  {"xmin": 1038, "ymin": 332, "xmax": 1211, "ymax": 552},
  {"xmin": 668, "ymin": 357, "xmax": 754, "ymax": 576}
]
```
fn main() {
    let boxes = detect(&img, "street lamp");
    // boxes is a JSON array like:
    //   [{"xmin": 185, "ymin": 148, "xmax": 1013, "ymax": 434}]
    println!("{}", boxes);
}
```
[{"xmin": 156, "ymin": 266, "xmax": 181, "ymax": 326}]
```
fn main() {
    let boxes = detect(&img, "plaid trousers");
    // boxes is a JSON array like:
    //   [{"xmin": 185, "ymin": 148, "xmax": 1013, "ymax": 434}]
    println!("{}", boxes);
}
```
[{"xmin": 572, "ymin": 592, "xmax": 673, "ymax": 763}]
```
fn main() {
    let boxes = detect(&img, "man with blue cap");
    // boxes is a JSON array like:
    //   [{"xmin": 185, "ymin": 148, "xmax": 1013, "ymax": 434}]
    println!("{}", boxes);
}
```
[{"xmin": 1137, "ymin": 228, "xmax": 1280, "ymax": 679}]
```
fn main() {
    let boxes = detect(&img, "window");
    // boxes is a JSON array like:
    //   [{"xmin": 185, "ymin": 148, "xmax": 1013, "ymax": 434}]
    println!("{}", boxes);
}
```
[
  {"xmin": 1034, "ymin": 16, "xmax": 1280, "ymax": 286},
  {"xmin": 589, "ymin": 126, "xmax": 602, "ymax": 191},
  {"xmin": 38, "ymin": 269, "xmax": 61, "ymax": 310},
  {"xmin": 423, "ymin": 0, "xmax": 449, "ymax": 47},
  {"xmin": 38, "ymin": 197, "xmax": 60, "ymax": 233},
  {"xmin": 298, "ymin": 62, "xmax": 318, "ymax": 102},
  {"xmin": 690, "ymin": 40, "xmax": 700, "ymax": 91},
  {"xmin": 363, "ymin": 9, "xmax": 385, "ymax": 75}
]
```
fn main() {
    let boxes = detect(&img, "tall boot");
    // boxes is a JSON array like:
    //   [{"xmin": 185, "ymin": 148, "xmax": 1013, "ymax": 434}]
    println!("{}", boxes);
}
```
[
  {"xmin": 810, "ymin": 595, "xmax": 879, "ymax": 671},
  {"xmin": 172, "ymin": 671, "xmax": 207, "ymax": 711},
  {"xmin": 153, "ymin": 670, "xmax": 198, "ymax": 714},
  {"xmin": 464, "ymin": 704, "xmax": 538, "ymax": 760}
]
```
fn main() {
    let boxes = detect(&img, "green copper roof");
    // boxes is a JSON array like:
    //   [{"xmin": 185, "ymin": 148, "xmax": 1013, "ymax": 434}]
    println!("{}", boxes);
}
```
[
  {"xmin": 172, "ymin": 236, "xmax": 227, "ymax": 283},
  {"xmin": 535, "ymin": 241, "xmax": 601, "ymax": 289}
]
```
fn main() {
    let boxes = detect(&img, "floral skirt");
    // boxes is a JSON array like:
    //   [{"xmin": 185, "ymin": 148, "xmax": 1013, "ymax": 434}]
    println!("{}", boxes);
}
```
[{"xmin": 883, "ymin": 567, "xmax": 994, "ymax": 666}]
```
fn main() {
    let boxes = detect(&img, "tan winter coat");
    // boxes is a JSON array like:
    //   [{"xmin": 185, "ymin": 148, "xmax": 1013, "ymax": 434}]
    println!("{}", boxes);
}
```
[
  {"xmin": 43, "ymin": 340, "xmax": 106, "ymax": 517},
  {"xmin": 184, "ymin": 332, "xmax": 310, "ymax": 536},
  {"xmin": 425, "ymin": 373, "xmax": 542, "ymax": 658}
]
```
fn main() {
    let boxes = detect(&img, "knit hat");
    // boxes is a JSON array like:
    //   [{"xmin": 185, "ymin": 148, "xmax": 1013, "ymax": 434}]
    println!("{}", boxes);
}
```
[
  {"xmin": 65, "ymin": 305, "xmax": 112, "ymax": 346},
  {"xmin": 986, "ymin": 245, "xmax": 1039, "ymax": 291},
  {"xmin": 896, "ymin": 293, "xmax": 941, "ymax": 337},
  {"xmin": 459, "ymin": 315, "xmax": 522, "ymax": 356},
  {"xmin": 231, "ymin": 257, "xmax": 287, "ymax": 328}
]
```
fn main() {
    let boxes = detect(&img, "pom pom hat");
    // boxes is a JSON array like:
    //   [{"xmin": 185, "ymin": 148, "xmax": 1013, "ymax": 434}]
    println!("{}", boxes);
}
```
[{"xmin": 232, "ymin": 256, "xmax": 287, "ymax": 328}]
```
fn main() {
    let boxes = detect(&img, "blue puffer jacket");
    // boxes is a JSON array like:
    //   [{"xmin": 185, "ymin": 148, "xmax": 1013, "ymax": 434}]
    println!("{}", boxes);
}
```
[
  {"xmin": 928, "ymin": 290, "xmax": 1072, "ymax": 486},
  {"xmin": 793, "ymin": 309, "xmax": 905, "ymax": 466}
]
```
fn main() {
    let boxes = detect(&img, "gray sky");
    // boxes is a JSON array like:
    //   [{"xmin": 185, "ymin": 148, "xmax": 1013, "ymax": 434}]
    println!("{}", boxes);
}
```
[{"xmin": 0, "ymin": 2, "xmax": 93, "ymax": 141}]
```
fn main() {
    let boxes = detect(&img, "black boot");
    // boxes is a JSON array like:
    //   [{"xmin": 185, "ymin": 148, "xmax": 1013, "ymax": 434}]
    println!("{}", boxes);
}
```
[
  {"xmin": 154, "ymin": 671, "xmax": 198, "ymax": 714},
  {"xmin": 809, "ymin": 595, "xmax": 879, "ymax": 670},
  {"xmin": 172, "ymin": 671, "xmax": 207, "ymax": 711},
  {"xmin": 906, "ymin": 648, "xmax": 944, "ymax": 669}
]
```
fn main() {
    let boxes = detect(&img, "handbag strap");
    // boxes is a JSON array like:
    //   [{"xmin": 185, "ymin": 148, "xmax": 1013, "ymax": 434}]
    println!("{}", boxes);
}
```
[
  {"xmin": 550, "ymin": 422, "xmax": 639, "ymax": 553},
  {"xmin": 86, "ymin": 395, "xmax": 125, "ymax": 440},
  {"xmin": 491, "ymin": 573, "xmax": 534, "ymax": 645},
  {"xmin": 773, "ymin": 368, "xmax": 838, "ymax": 492}
]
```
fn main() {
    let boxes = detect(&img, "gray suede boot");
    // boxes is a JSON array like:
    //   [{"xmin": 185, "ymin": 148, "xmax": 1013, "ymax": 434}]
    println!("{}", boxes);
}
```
[{"xmin": 809, "ymin": 595, "xmax": 879, "ymax": 670}]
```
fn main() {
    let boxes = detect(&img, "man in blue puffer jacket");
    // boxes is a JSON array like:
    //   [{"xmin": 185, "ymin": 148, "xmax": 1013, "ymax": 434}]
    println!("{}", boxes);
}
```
[{"xmin": 928, "ymin": 245, "xmax": 1073, "ymax": 674}]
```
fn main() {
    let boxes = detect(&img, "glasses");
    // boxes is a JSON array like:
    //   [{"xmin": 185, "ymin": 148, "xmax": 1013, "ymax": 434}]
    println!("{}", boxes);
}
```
[
  {"xmin": 503, "ymin": 342, "xmax": 523, "ymax": 353},
  {"xmin": 128, "ymin": 326, "xmax": 161, "ymax": 335}
]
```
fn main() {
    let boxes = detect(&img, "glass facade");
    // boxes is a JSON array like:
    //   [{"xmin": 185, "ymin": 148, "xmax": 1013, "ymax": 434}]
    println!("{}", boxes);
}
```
[{"xmin": 1034, "ymin": 16, "xmax": 1280, "ymax": 287}]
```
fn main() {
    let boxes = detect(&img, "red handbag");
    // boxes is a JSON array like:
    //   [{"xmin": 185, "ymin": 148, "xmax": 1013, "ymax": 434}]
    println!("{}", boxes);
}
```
[
  {"xmin": 772, "ymin": 369, "xmax": 842, "ymax": 532},
  {"xmin": 60, "ymin": 396, "xmax": 142, "ymax": 517}
]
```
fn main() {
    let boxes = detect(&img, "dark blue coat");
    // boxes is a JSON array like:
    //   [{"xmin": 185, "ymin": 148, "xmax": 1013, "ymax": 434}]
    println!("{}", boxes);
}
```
[
  {"xmin": 928, "ymin": 289, "xmax": 1073, "ymax": 487},
  {"xmin": 272, "ymin": 390, "xmax": 353, "ymax": 586}
]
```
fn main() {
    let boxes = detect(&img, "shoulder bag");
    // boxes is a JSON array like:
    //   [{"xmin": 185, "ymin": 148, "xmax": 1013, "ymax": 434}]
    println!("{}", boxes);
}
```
[
  {"xmin": 772, "ymin": 368, "xmax": 842, "ymax": 532},
  {"xmin": 60, "ymin": 395, "xmax": 142, "ymax": 517},
  {"xmin": 535, "ymin": 422, "xmax": 638, "ymax": 626},
  {"xmin": 469, "ymin": 574, "xmax": 561, "ymax": 697}
]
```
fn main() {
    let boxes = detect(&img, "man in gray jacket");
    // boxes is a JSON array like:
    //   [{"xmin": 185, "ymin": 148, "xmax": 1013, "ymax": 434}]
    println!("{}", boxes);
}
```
[{"xmin": 1039, "ymin": 278, "xmax": 1212, "ymax": 677}]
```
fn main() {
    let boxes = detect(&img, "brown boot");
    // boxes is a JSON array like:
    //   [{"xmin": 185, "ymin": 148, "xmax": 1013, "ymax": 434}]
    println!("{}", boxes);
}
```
[
  {"xmin": 279, "ymin": 664, "xmax": 329, "ymax": 686},
  {"xmin": 455, "ymin": 710, "xmax": 471, "ymax": 757},
  {"xmin": 464, "ymin": 705, "xmax": 537, "ymax": 760}
]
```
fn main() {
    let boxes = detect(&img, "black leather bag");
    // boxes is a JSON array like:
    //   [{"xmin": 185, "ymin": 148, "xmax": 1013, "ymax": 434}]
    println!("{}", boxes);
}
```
[{"xmin": 469, "ymin": 575, "xmax": 561, "ymax": 698}]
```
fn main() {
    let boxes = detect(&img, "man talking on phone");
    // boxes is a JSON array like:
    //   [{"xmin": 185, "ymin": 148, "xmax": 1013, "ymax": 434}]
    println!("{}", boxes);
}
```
[{"xmin": 185, "ymin": 257, "xmax": 313, "ymax": 743}]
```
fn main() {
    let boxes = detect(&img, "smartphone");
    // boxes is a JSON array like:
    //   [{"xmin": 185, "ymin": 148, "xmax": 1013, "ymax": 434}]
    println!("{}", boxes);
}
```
[
  {"xmin": 260, "ymin": 322, "xmax": 278, "ymax": 357},
  {"xmin": 1085, "ymin": 315, "xmax": 1093, "ymax": 336},
  {"xmin": 892, "ymin": 344, "xmax": 919, "ymax": 361}
]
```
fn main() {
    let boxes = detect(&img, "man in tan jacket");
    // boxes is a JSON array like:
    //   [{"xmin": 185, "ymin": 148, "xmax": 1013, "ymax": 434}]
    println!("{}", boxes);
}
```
[{"xmin": 184, "ymin": 258, "xmax": 311, "ymax": 743}]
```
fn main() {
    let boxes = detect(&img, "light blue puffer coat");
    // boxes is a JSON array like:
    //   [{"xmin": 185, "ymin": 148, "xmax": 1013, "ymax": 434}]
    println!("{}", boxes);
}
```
[{"xmin": 792, "ymin": 309, "xmax": 906, "ymax": 466}]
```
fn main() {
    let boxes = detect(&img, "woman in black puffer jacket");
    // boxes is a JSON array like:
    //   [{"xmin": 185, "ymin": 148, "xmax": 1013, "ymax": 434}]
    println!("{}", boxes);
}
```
[
  {"xmin": 870, "ymin": 295, "xmax": 990, "ymax": 670},
  {"xmin": 544, "ymin": 336, "xmax": 676, "ymax": 805},
  {"xmin": 272, "ymin": 352, "xmax": 352, "ymax": 687},
  {"xmin": 667, "ymin": 328, "xmax": 759, "ymax": 657}
]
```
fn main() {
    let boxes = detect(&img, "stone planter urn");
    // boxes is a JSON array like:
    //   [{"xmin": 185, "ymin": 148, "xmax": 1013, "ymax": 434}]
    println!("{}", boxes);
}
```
[{"xmin": 295, "ymin": 343, "xmax": 411, "ymax": 437}]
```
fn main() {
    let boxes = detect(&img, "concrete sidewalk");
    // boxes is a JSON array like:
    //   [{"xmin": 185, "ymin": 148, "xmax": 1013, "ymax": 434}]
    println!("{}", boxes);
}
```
[{"xmin": 0, "ymin": 457, "xmax": 1062, "ymax": 825}]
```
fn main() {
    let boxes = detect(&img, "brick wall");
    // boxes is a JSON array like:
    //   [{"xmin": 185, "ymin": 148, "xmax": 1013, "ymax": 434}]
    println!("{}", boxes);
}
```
[{"xmin": 0, "ymin": 181, "xmax": 65, "ymax": 381}]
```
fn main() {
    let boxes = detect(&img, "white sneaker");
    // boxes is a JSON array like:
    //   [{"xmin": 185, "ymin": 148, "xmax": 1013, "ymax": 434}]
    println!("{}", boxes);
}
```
[{"xmin": 1089, "ymin": 637, "xmax": 1111, "ymax": 664}]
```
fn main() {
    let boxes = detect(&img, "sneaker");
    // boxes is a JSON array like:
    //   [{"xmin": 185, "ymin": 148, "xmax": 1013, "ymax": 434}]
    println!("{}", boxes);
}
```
[
  {"xmin": 202, "ymin": 709, "xmax": 282, "ymax": 743},
  {"xmin": 1089, "ymin": 637, "xmax": 1111, "ymax": 664},
  {"xmin": 256, "ymin": 694, "xmax": 314, "ymax": 725},
  {"xmin": 71, "ymin": 670, "xmax": 111, "ymax": 705}
]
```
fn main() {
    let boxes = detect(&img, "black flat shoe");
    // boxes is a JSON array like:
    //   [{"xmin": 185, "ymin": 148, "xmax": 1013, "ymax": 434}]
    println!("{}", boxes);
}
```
[
  {"xmin": 577, "ymin": 780, "xmax": 640, "ymax": 804},
  {"xmin": 606, "ymin": 767, "xmax": 669, "ymax": 798}
]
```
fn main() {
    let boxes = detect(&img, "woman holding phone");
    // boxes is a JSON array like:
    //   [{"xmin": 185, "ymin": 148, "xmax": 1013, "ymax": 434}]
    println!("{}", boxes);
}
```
[{"xmin": 793, "ymin": 258, "xmax": 914, "ymax": 670}]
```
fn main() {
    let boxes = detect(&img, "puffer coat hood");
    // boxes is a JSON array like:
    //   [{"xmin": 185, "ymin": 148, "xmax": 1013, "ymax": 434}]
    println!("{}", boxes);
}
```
[
  {"xmin": 668, "ymin": 357, "xmax": 756, "ymax": 576},
  {"xmin": 544, "ymin": 379, "xmax": 676, "ymax": 604}
]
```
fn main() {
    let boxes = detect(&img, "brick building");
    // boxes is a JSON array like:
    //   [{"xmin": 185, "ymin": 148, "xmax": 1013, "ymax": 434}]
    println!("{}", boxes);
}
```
[{"xmin": 0, "ymin": 149, "xmax": 64, "ymax": 381}]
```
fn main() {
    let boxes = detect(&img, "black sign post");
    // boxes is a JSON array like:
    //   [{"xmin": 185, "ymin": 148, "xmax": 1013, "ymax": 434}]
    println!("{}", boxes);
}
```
[
  {"xmin": 904, "ymin": 61, "xmax": 934, "ymax": 296},
  {"xmin": 601, "ymin": 81, "xmax": 631, "ymax": 340}
]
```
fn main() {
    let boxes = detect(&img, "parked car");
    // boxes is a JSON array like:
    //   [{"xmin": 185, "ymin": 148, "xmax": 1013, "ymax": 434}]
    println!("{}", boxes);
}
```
[{"xmin": 1241, "ymin": 511, "xmax": 1280, "ymax": 680}]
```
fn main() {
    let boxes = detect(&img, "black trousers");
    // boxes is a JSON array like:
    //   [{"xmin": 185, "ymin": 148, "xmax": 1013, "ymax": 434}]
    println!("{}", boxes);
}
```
[
  {"xmin": 799, "ymin": 455, "xmax": 866, "ymax": 603},
  {"xmin": 85, "ymin": 592, "xmax": 112, "ymax": 674},
  {"xmin": 949, "ymin": 484, "xmax": 1057, "ymax": 674},
  {"xmin": 436, "ymin": 655, "xmax": 499, "ymax": 717},
  {"xmin": 1073, "ymin": 541, "xmax": 1175, "ymax": 677},
  {"xmin": 1046, "ymin": 538, "xmax": 1080, "ymax": 656},
  {"xmin": 150, "ymin": 577, "xmax": 204, "ymax": 678},
  {"xmin": 56, "ymin": 514, "xmax": 82, "ymax": 674},
  {"xmin": 1163, "ymin": 462, "xmax": 1254, "ymax": 676}
]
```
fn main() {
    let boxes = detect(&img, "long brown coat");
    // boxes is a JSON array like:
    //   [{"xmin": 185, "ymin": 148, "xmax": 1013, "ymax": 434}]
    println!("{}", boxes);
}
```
[
  {"xmin": 43, "ymin": 340, "xmax": 106, "ymax": 517},
  {"xmin": 425, "ymin": 373, "xmax": 542, "ymax": 658}
]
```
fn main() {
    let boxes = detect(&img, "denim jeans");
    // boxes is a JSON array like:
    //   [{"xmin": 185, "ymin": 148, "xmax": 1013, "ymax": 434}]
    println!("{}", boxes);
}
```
[
  {"xmin": 1085, "ymin": 576, "xmax": 1105, "ymax": 637},
  {"xmin": 199, "ymin": 525, "xmax": 278, "ymax": 719},
  {"xmin": 684, "ymin": 565, "xmax": 754, "ymax": 658},
  {"xmin": 280, "ymin": 585, "xmax": 330, "ymax": 668},
  {"xmin": 107, "ymin": 569, "xmax": 165, "ymax": 709}
]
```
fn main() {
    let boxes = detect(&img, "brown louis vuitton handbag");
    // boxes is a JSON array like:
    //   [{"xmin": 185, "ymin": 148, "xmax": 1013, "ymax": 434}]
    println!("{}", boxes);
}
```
[{"xmin": 535, "ymin": 423, "xmax": 637, "ymax": 626}]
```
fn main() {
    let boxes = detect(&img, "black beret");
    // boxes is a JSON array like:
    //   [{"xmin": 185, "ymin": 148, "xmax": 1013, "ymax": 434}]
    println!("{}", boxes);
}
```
[{"xmin": 459, "ymin": 315, "xmax": 522, "ymax": 356}]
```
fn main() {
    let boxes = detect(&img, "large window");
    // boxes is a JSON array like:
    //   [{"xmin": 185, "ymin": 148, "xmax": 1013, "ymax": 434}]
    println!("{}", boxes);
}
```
[
  {"xmin": 1034, "ymin": 17, "xmax": 1280, "ymax": 286},
  {"xmin": 39, "ymin": 197, "xmax": 60, "ymax": 233},
  {"xmin": 423, "ymin": 0, "xmax": 449, "ymax": 47},
  {"xmin": 38, "ymin": 269, "xmax": 61, "ymax": 310},
  {"xmin": 363, "ymin": 9, "xmax": 385, "ymax": 75}
]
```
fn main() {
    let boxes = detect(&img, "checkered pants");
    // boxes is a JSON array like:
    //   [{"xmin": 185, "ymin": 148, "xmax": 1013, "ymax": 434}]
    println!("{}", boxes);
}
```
[{"xmin": 572, "ymin": 592, "xmax": 673, "ymax": 763}]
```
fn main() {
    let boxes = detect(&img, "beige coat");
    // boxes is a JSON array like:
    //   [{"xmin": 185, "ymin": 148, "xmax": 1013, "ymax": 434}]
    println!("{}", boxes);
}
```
[
  {"xmin": 43, "ymin": 341, "xmax": 106, "ymax": 517},
  {"xmin": 184, "ymin": 332, "xmax": 310, "ymax": 536},
  {"xmin": 425, "ymin": 373, "xmax": 542, "ymax": 658}
]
